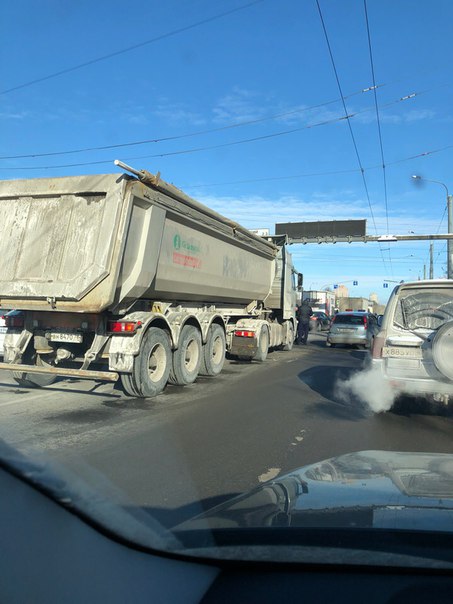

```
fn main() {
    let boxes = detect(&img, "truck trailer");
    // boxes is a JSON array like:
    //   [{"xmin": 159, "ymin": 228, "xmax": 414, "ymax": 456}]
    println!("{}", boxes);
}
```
[
  {"xmin": 0, "ymin": 162, "xmax": 300, "ymax": 398},
  {"xmin": 304, "ymin": 290, "xmax": 335, "ymax": 316}
]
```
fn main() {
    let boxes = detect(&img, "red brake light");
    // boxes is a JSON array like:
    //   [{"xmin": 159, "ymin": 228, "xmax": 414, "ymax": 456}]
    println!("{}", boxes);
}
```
[
  {"xmin": 363, "ymin": 316, "xmax": 368, "ymax": 328},
  {"xmin": 107, "ymin": 320, "xmax": 142, "ymax": 334},
  {"xmin": 5, "ymin": 315, "xmax": 24, "ymax": 329},
  {"xmin": 234, "ymin": 330, "xmax": 255, "ymax": 338}
]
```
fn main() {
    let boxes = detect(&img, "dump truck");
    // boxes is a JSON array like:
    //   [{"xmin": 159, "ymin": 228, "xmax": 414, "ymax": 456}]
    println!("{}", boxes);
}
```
[{"xmin": 0, "ymin": 161, "xmax": 300, "ymax": 398}]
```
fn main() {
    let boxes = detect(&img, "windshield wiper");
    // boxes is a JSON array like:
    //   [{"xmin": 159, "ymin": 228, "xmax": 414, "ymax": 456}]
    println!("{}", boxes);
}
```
[{"xmin": 393, "ymin": 319, "xmax": 429, "ymax": 341}]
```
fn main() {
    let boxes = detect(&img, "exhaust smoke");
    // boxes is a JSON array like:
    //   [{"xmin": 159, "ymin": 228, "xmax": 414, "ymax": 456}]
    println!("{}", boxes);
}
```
[{"xmin": 336, "ymin": 364, "xmax": 398, "ymax": 413}]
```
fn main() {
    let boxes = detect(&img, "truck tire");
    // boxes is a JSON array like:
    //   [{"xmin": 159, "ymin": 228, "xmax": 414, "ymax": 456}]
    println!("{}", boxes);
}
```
[
  {"xmin": 282, "ymin": 322, "xmax": 294, "ymax": 351},
  {"xmin": 199, "ymin": 323, "xmax": 226, "ymax": 377},
  {"xmin": 13, "ymin": 355, "xmax": 57, "ymax": 388},
  {"xmin": 254, "ymin": 328, "xmax": 269, "ymax": 362},
  {"xmin": 168, "ymin": 325, "xmax": 202, "ymax": 386},
  {"xmin": 121, "ymin": 327, "xmax": 171, "ymax": 398}
]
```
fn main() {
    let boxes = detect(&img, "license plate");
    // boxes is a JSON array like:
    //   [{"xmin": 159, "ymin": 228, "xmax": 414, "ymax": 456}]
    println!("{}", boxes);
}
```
[
  {"xmin": 50, "ymin": 332, "xmax": 83, "ymax": 343},
  {"xmin": 382, "ymin": 346, "xmax": 423, "ymax": 359}
]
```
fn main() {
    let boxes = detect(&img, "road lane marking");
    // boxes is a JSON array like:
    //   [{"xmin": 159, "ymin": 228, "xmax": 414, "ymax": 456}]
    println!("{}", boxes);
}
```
[
  {"xmin": 0, "ymin": 390, "xmax": 71, "ymax": 406},
  {"xmin": 258, "ymin": 467, "xmax": 281, "ymax": 482}
]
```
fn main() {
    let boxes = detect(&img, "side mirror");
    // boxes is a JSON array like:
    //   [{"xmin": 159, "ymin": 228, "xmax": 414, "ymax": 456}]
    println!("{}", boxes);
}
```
[{"xmin": 297, "ymin": 273, "xmax": 303, "ymax": 290}]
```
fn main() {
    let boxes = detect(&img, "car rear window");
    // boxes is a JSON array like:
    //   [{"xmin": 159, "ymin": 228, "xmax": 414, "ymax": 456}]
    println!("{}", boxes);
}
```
[
  {"xmin": 333, "ymin": 315, "xmax": 365, "ymax": 325},
  {"xmin": 394, "ymin": 288, "xmax": 453, "ymax": 330}
]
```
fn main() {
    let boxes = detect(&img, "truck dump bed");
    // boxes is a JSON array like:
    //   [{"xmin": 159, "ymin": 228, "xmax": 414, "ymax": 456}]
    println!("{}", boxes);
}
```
[{"xmin": 0, "ymin": 172, "xmax": 277, "ymax": 313}]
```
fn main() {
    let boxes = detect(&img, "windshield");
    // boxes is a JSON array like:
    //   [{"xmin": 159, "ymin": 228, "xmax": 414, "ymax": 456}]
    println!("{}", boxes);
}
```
[
  {"xmin": 2, "ymin": 0, "xmax": 453, "ymax": 573},
  {"xmin": 394, "ymin": 289, "xmax": 453, "ymax": 330}
]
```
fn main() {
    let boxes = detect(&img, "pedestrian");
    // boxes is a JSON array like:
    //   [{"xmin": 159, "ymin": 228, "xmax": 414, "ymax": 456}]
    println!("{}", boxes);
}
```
[{"xmin": 296, "ymin": 299, "xmax": 313, "ymax": 344}]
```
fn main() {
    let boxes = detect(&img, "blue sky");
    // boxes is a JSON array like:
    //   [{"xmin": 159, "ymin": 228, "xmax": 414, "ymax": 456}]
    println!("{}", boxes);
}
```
[{"xmin": 1, "ymin": 0, "xmax": 453, "ymax": 302}]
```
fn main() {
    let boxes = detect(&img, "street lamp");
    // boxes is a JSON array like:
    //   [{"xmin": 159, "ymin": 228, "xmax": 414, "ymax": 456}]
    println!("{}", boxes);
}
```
[{"xmin": 411, "ymin": 175, "xmax": 453, "ymax": 279}]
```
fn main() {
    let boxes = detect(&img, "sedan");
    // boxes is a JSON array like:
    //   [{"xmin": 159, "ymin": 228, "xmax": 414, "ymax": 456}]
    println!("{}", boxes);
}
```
[
  {"xmin": 309, "ymin": 311, "xmax": 331, "ymax": 331},
  {"xmin": 326, "ymin": 311, "xmax": 379, "ymax": 348}
]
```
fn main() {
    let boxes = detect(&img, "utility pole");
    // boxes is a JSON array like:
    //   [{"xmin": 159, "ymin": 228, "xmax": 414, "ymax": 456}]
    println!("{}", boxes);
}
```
[
  {"xmin": 423, "ymin": 264, "xmax": 426, "ymax": 280},
  {"xmin": 430, "ymin": 243, "xmax": 434, "ymax": 279},
  {"xmin": 448, "ymin": 194, "xmax": 453, "ymax": 278},
  {"xmin": 412, "ymin": 176, "xmax": 452, "ymax": 279}
]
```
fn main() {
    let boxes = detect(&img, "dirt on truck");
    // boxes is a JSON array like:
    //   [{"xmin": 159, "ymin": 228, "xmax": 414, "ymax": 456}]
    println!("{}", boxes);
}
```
[{"xmin": 0, "ymin": 162, "xmax": 300, "ymax": 398}]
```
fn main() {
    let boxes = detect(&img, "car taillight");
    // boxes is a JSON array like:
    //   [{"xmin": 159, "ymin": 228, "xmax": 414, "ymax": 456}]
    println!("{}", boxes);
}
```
[
  {"xmin": 372, "ymin": 335, "xmax": 385, "ymax": 359},
  {"xmin": 363, "ymin": 317, "xmax": 368, "ymax": 328},
  {"xmin": 5, "ymin": 315, "xmax": 24, "ymax": 329},
  {"xmin": 234, "ymin": 330, "xmax": 255, "ymax": 338},
  {"xmin": 107, "ymin": 320, "xmax": 142, "ymax": 334}
]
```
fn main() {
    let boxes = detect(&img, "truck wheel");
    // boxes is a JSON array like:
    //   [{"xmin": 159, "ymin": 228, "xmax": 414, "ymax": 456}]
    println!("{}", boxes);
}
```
[
  {"xmin": 254, "ymin": 328, "xmax": 269, "ymax": 362},
  {"xmin": 282, "ymin": 322, "xmax": 294, "ymax": 351},
  {"xmin": 121, "ymin": 327, "xmax": 171, "ymax": 398},
  {"xmin": 13, "ymin": 355, "xmax": 57, "ymax": 388},
  {"xmin": 199, "ymin": 323, "xmax": 226, "ymax": 377},
  {"xmin": 168, "ymin": 325, "xmax": 202, "ymax": 386}
]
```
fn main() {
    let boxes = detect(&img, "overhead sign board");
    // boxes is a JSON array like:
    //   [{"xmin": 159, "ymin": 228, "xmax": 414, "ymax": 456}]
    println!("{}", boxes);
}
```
[{"xmin": 275, "ymin": 220, "xmax": 367, "ymax": 240}]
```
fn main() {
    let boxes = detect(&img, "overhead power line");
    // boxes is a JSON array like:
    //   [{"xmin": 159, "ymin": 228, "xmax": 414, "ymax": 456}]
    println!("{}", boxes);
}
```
[
  {"xmin": 0, "ymin": 90, "xmax": 366, "ymax": 160},
  {"xmin": 315, "ymin": 0, "xmax": 391, "ymax": 275},
  {"xmin": 0, "ymin": 0, "xmax": 265, "ymax": 96},
  {"xmin": 0, "ymin": 88, "xmax": 427, "ymax": 171},
  {"xmin": 364, "ymin": 0, "xmax": 389, "ymax": 234},
  {"xmin": 0, "ymin": 79, "xmax": 446, "ymax": 161}
]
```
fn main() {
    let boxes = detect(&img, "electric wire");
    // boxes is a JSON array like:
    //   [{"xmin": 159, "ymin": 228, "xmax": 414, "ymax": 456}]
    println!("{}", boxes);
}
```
[
  {"xmin": 364, "ymin": 0, "xmax": 389, "ymax": 234},
  {"xmin": 363, "ymin": 0, "xmax": 393, "ymax": 277},
  {"xmin": 0, "ymin": 89, "xmax": 430, "ymax": 171},
  {"xmin": 0, "ymin": 0, "xmax": 265, "ymax": 96},
  {"xmin": 315, "ymin": 0, "xmax": 389, "ymax": 275},
  {"xmin": 0, "ymin": 79, "xmax": 447, "ymax": 160},
  {"xmin": 0, "ymin": 88, "xmax": 374, "ymax": 160}
]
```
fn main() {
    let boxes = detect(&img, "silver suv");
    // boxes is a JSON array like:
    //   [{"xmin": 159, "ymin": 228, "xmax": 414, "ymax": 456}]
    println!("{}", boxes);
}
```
[
  {"xmin": 326, "ymin": 311, "xmax": 379, "ymax": 348},
  {"xmin": 372, "ymin": 280, "xmax": 453, "ymax": 402}
]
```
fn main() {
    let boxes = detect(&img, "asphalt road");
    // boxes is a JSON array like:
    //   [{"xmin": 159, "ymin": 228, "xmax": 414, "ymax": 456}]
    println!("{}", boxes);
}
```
[{"xmin": 1, "ymin": 332, "xmax": 453, "ymax": 528}]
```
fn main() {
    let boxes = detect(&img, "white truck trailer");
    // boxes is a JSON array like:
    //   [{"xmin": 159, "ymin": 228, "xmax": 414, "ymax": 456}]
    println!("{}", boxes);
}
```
[
  {"xmin": 0, "ymin": 162, "xmax": 300, "ymax": 398},
  {"xmin": 304, "ymin": 290, "xmax": 336, "ymax": 315}
]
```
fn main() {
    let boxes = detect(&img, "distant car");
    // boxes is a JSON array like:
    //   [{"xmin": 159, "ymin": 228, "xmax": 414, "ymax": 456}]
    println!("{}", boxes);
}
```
[
  {"xmin": 0, "ymin": 314, "xmax": 5, "ymax": 357},
  {"xmin": 309, "ymin": 311, "xmax": 331, "ymax": 331},
  {"xmin": 326, "ymin": 311, "xmax": 379, "ymax": 348},
  {"xmin": 372, "ymin": 280, "xmax": 453, "ymax": 404}
]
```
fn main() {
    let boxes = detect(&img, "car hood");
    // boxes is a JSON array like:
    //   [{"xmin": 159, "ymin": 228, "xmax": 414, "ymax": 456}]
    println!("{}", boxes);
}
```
[{"xmin": 177, "ymin": 451, "xmax": 453, "ymax": 533}]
